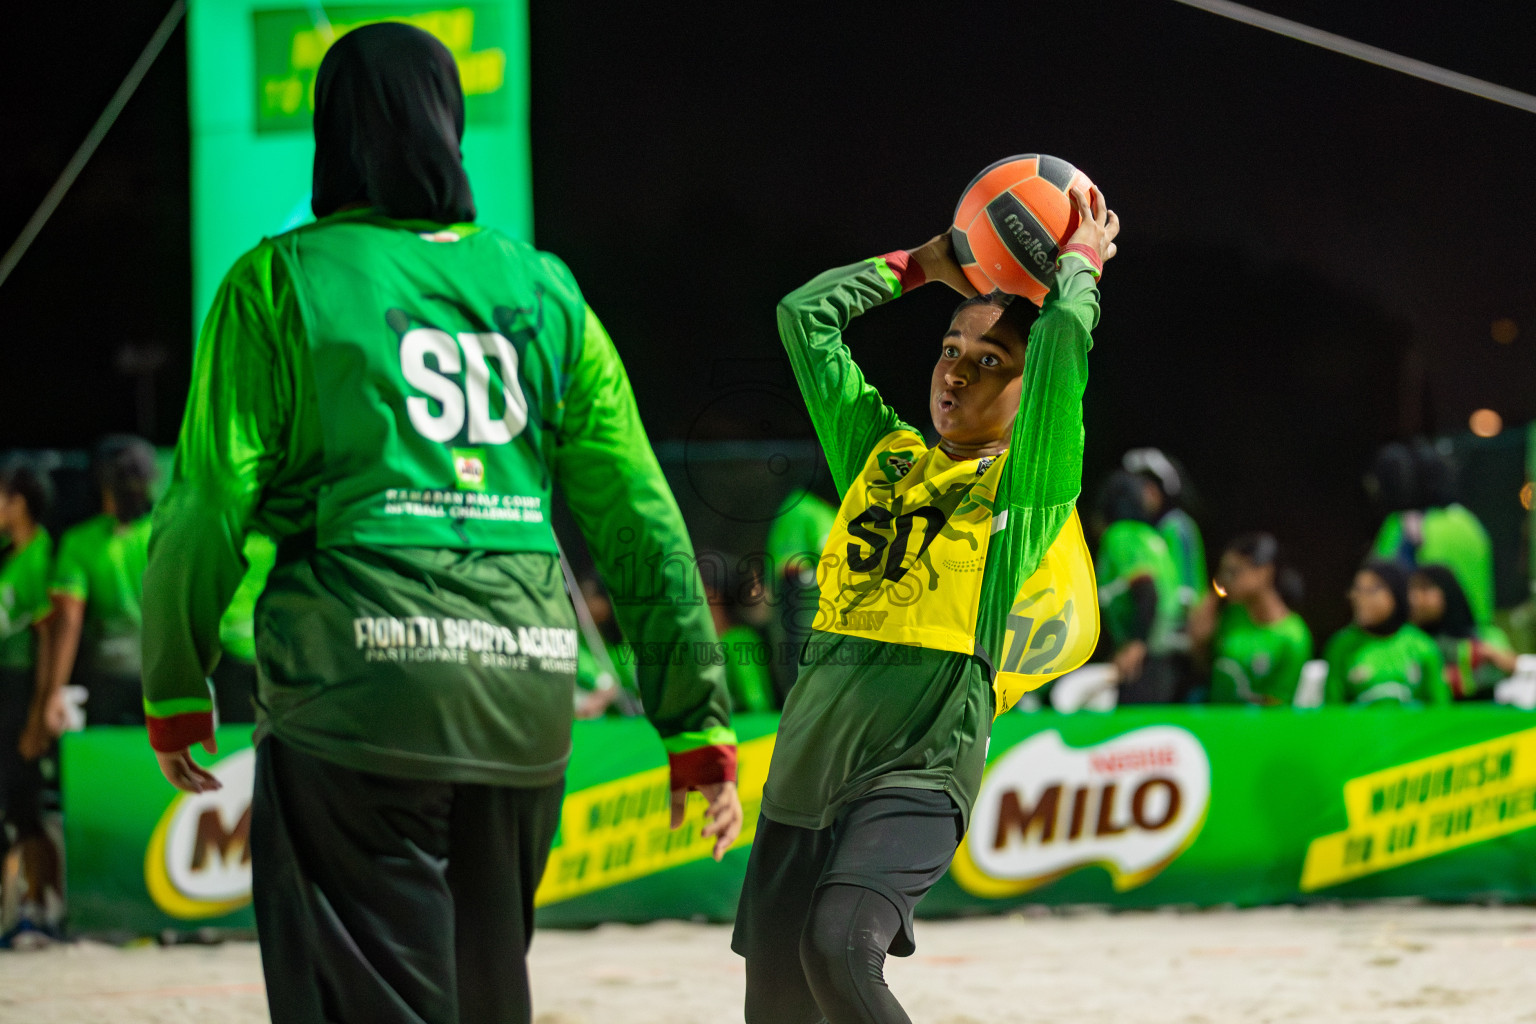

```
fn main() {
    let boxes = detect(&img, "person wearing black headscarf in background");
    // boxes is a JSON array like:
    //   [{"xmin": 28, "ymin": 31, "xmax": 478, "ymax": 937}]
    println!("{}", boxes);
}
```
[
  {"xmin": 1367, "ymin": 441, "xmax": 1496, "ymax": 627},
  {"xmin": 1323, "ymin": 557, "xmax": 1449, "ymax": 706},
  {"xmin": 140, "ymin": 24, "xmax": 741, "ymax": 1024},
  {"xmin": 1409, "ymin": 564, "xmax": 1517, "ymax": 699}
]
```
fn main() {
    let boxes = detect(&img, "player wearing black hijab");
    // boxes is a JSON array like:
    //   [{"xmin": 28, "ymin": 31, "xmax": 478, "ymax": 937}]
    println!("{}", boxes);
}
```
[{"xmin": 143, "ymin": 23, "xmax": 740, "ymax": 1024}]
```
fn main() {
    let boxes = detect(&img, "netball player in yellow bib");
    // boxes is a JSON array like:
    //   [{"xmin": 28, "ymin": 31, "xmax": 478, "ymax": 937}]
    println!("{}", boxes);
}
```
[{"xmin": 732, "ymin": 188, "xmax": 1118, "ymax": 1023}]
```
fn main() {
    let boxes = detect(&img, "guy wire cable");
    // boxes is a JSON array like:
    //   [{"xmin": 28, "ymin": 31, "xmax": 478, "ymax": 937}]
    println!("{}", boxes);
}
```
[
  {"xmin": 0, "ymin": 0, "xmax": 188, "ymax": 291},
  {"xmin": 1169, "ymin": 0, "xmax": 1536, "ymax": 116}
]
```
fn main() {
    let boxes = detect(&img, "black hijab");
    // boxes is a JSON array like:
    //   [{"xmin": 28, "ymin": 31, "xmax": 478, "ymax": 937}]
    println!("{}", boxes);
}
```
[
  {"xmin": 311, "ymin": 23, "xmax": 476, "ymax": 223},
  {"xmin": 1358, "ymin": 557, "xmax": 1410, "ymax": 637},
  {"xmin": 1413, "ymin": 564, "xmax": 1476, "ymax": 639}
]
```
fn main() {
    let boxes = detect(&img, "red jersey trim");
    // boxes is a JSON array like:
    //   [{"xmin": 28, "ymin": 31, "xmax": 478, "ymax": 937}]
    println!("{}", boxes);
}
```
[
  {"xmin": 147, "ymin": 712, "xmax": 215, "ymax": 753},
  {"xmin": 668, "ymin": 744, "xmax": 738, "ymax": 788}
]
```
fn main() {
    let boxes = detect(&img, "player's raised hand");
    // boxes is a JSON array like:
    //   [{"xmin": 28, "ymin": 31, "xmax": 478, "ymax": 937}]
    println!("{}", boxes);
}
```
[
  {"xmin": 670, "ymin": 780, "xmax": 744, "ymax": 861},
  {"xmin": 1065, "ymin": 187, "xmax": 1120, "ymax": 264},
  {"xmin": 908, "ymin": 231, "xmax": 980, "ymax": 297}
]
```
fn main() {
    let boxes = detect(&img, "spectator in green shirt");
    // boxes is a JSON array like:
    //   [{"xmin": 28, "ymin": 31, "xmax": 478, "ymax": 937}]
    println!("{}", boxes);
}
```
[
  {"xmin": 1198, "ymin": 532, "xmax": 1312, "ymax": 706},
  {"xmin": 1408, "ymin": 564, "xmax": 1515, "ymax": 700},
  {"xmin": 0, "ymin": 458, "xmax": 63, "ymax": 943},
  {"xmin": 699, "ymin": 553, "xmax": 776, "ymax": 714},
  {"xmin": 1123, "ymin": 447, "xmax": 1207, "ymax": 621},
  {"xmin": 1094, "ymin": 470, "xmax": 1185, "ymax": 703},
  {"xmin": 573, "ymin": 574, "xmax": 641, "ymax": 719},
  {"xmin": 45, "ymin": 436, "xmax": 157, "ymax": 728},
  {"xmin": 763, "ymin": 487, "xmax": 837, "ymax": 701},
  {"xmin": 1369, "ymin": 441, "xmax": 1496, "ymax": 626},
  {"xmin": 1324, "ymin": 557, "xmax": 1449, "ymax": 706}
]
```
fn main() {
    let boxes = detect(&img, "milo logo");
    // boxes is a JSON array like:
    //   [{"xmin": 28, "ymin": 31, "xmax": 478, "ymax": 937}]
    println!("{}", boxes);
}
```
[
  {"xmin": 952, "ymin": 726, "xmax": 1210, "ymax": 896},
  {"xmin": 144, "ymin": 749, "xmax": 256, "ymax": 919},
  {"xmin": 453, "ymin": 447, "xmax": 487, "ymax": 491}
]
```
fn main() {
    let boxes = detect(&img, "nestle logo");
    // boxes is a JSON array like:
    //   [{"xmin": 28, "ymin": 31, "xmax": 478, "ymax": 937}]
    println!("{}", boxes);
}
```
[{"xmin": 1089, "ymin": 747, "xmax": 1178, "ymax": 775}]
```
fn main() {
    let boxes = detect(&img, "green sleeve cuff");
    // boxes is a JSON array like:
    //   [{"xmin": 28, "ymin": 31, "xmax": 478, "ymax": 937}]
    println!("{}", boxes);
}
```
[
  {"xmin": 867, "ymin": 256, "xmax": 903, "ymax": 298},
  {"xmin": 143, "ymin": 692, "xmax": 215, "ymax": 719},
  {"xmin": 661, "ymin": 726, "xmax": 739, "ymax": 753}
]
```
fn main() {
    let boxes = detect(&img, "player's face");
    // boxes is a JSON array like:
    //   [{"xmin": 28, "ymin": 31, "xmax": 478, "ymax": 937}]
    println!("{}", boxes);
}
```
[
  {"xmin": 930, "ymin": 305, "xmax": 1026, "ymax": 448},
  {"xmin": 1407, "ymin": 577, "xmax": 1445, "ymax": 628},
  {"xmin": 1349, "ymin": 570, "xmax": 1395, "ymax": 629},
  {"xmin": 1217, "ymin": 552, "xmax": 1268, "ymax": 602},
  {"xmin": 0, "ymin": 489, "xmax": 15, "ymax": 533}
]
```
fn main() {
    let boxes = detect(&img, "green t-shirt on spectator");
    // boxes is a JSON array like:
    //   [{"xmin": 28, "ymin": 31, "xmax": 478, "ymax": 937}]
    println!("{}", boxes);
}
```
[
  {"xmin": 1157, "ymin": 507, "xmax": 1206, "ymax": 616},
  {"xmin": 720, "ymin": 623, "xmax": 774, "ymax": 712},
  {"xmin": 1323, "ymin": 622, "xmax": 1449, "ymax": 706},
  {"xmin": 1096, "ymin": 519, "xmax": 1183, "ymax": 654},
  {"xmin": 1208, "ymin": 602, "xmax": 1312, "ymax": 705},
  {"xmin": 50, "ymin": 513, "xmax": 152, "ymax": 678},
  {"xmin": 0, "ymin": 528, "xmax": 54, "ymax": 671},
  {"xmin": 766, "ymin": 489, "xmax": 837, "ymax": 588}
]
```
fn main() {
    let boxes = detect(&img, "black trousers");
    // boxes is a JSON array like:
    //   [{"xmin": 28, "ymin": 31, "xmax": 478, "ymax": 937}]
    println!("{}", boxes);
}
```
[
  {"xmin": 251, "ymin": 737, "xmax": 564, "ymax": 1024},
  {"xmin": 0, "ymin": 670, "xmax": 43, "ymax": 860}
]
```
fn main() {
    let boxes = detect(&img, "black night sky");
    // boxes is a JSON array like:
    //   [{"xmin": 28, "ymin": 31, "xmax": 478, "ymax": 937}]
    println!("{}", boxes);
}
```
[{"xmin": 2, "ymin": 0, "xmax": 1535, "ymax": 635}]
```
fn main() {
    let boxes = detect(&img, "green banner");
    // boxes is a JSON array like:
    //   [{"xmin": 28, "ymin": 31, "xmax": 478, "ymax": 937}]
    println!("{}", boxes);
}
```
[
  {"xmin": 63, "ymin": 707, "xmax": 1536, "ymax": 935},
  {"xmin": 188, "ymin": 0, "xmax": 532, "ymax": 336}
]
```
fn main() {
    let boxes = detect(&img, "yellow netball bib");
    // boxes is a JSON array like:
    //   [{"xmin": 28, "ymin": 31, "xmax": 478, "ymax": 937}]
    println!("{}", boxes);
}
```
[
  {"xmin": 990, "ymin": 509, "xmax": 1099, "ymax": 715},
  {"xmin": 815, "ymin": 431, "xmax": 1003, "ymax": 652},
  {"xmin": 814, "ymin": 430, "xmax": 1098, "ymax": 717}
]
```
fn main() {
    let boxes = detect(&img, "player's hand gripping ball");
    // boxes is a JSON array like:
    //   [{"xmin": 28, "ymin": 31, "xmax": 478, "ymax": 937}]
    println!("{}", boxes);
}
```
[{"xmin": 951, "ymin": 154, "xmax": 1097, "ymax": 305}]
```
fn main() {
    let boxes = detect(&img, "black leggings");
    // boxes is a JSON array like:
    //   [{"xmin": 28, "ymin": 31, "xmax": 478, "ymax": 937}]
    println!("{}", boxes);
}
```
[
  {"xmin": 734, "ymin": 789, "xmax": 961, "ymax": 1024},
  {"xmin": 800, "ymin": 885, "xmax": 911, "ymax": 1024}
]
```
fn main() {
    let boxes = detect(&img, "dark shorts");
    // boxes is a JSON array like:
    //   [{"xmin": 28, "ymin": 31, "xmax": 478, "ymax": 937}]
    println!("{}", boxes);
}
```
[{"xmin": 732, "ymin": 787, "xmax": 961, "ymax": 960}]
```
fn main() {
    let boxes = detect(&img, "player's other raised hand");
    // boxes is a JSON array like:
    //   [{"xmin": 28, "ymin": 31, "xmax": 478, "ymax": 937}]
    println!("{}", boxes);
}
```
[{"xmin": 1065, "ymin": 187, "xmax": 1120, "ymax": 264}]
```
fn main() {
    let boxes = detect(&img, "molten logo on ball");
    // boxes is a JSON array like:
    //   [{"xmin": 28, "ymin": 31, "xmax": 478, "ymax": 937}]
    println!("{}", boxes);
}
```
[{"xmin": 951, "ymin": 726, "xmax": 1210, "ymax": 897}]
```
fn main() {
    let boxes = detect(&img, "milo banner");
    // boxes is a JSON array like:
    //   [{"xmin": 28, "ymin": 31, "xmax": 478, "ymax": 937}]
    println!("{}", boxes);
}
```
[{"xmin": 63, "ymin": 707, "xmax": 1536, "ymax": 935}]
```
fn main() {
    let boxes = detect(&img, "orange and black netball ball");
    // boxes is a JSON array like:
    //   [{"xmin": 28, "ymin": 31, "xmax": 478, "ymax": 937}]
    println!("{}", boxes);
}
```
[{"xmin": 952, "ymin": 154, "xmax": 1096, "ymax": 305}]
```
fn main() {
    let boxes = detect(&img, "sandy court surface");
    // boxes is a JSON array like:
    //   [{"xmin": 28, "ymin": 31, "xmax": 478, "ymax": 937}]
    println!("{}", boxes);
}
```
[{"xmin": 1, "ymin": 904, "xmax": 1534, "ymax": 1023}]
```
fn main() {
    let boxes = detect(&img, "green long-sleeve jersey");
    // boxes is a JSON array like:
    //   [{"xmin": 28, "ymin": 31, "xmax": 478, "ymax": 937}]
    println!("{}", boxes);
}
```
[
  {"xmin": 143, "ymin": 210, "xmax": 735, "ymax": 787},
  {"xmin": 762, "ymin": 251, "xmax": 1099, "ymax": 829}
]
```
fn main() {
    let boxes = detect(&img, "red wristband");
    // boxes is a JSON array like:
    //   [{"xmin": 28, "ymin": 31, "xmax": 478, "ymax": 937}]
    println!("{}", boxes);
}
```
[
  {"xmin": 1058, "ymin": 242, "xmax": 1103, "ymax": 278},
  {"xmin": 668, "ymin": 744, "xmax": 738, "ymax": 789},
  {"xmin": 147, "ymin": 711, "xmax": 215, "ymax": 753},
  {"xmin": 881, "ymin": 250, "xmax": 927, "ymax": 293}
]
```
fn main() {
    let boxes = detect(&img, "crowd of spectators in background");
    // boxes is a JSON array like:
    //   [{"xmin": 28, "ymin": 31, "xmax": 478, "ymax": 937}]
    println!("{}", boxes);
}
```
[
  {"xmin": 1080, "ymin": 440, "xmax": 1517, "ymax": 711},
  {"xmin": 0, "ymin": 433, "xmax": 1530, "ymax": 943},
  {"xmin": 568, "ymin": 440, "xmax": 1531, "ymax": 717}
]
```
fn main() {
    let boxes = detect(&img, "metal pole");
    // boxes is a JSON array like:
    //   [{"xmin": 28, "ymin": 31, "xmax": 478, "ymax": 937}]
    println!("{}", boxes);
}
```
[{"xmin": 0, "ymin": 0, "xmax": 188, "ymax": 291}]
